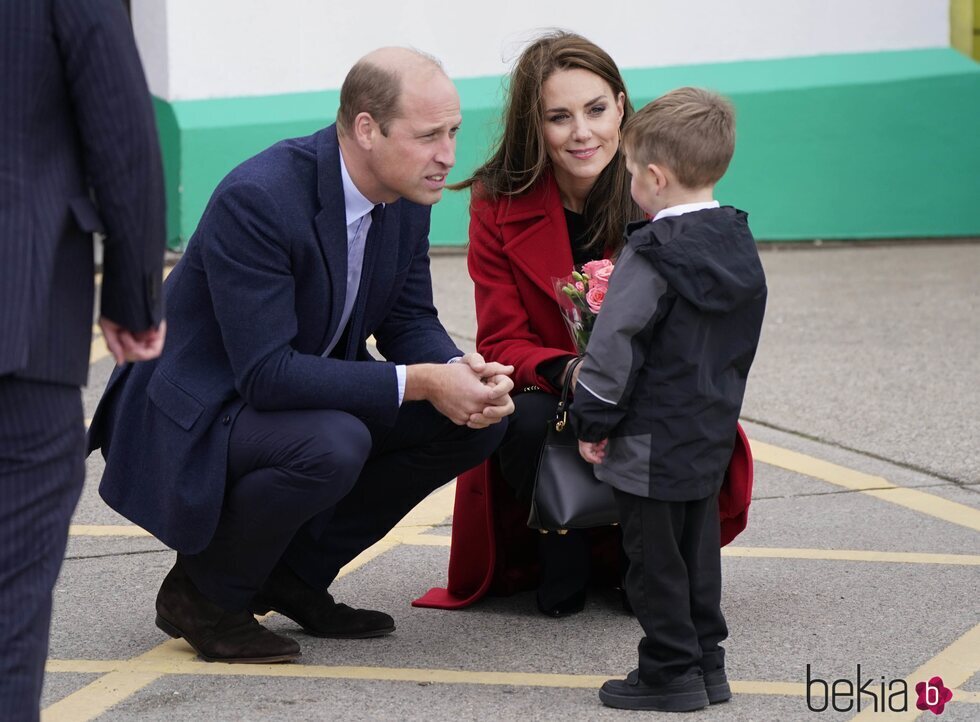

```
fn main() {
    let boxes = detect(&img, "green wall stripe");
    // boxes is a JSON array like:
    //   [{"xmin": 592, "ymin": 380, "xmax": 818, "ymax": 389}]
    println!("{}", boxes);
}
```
[
  {"xmin": 151, "ymin": 97, "xmax": 181, "ymax": 247},
  {"xmin": 154, "ymin": 49, "xmax": 980, "ymax": 249}
]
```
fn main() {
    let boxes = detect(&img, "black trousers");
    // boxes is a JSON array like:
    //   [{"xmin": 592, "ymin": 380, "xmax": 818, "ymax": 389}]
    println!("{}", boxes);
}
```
[
  {"xmin": 181, "ymin": 400, "xmax": 505, "ymax": 611},
  {"xmin": 496, "ymin": 391, "xmax": 590, "ymax": 605},
  {"xmin": 615, "ymin": 488, "xmax": 727, "ymax": 686},
  {"xmin": 0, "ymin": 377, "xmax": 84, "ymax": 722}
]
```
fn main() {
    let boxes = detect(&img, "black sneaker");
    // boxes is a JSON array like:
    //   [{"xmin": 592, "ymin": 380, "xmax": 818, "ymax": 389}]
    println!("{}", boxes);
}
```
[
  {"xmin": 703, "ymin": 667, "xmax": 731, "ymax": 704},
  {"xmin": 600, "ymin": 670, "xmax": 709, "ymax": 712}
]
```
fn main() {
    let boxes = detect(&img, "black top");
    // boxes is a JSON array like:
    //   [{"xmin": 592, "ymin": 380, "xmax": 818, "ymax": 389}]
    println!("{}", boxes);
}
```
[
  {"xmin": 535, "ymin": 208, "xmax": 604, "ymax": 389},
  {"xmin": 565, "ymin": 208, "xmax": 600, "ymax": 267}
]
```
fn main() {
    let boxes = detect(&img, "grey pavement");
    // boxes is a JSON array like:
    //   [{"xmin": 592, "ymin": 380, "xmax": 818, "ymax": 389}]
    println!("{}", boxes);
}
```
[{"xmin": 45, "ymin": 241, "xmax": 980, "ymax": 721}]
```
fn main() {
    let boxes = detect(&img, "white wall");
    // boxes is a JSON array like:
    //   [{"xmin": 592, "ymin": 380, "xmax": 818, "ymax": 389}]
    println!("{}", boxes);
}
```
[{"xmin": 132, "ymin": 0, "xmax": 950, "ymax": 101}]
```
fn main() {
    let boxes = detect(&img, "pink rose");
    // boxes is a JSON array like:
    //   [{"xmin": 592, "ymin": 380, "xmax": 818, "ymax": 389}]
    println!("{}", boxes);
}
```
[
  {"xmin": 591, "ymin": 263, "xmax": 614, "ymax": 289},
  {"xmin": 575, "ymin": 281, "xmax": 585, "ymax": 292},
  {"xmin": 581, "ymin": 259, "xmax": 612, "ymax": 279},
  {"xmin": 586, "ymin": 286, "xmax": 606, "ymax": 313}
]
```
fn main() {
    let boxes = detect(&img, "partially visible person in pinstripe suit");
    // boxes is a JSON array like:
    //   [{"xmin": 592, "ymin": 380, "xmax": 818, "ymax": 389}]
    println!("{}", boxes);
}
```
[{"xmin": 0, "ymin": 1, "xmax": 167, "ymax": 718}]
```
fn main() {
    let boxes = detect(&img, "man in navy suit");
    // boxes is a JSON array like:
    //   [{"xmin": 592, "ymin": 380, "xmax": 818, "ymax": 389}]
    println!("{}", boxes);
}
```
[
  {"xmin": 0, "ymin": 1, "xmax": 167, "ymax": 718},
  {"xmin": 89, "ymin": 47, "xmax": 515, "ymax": 663}
]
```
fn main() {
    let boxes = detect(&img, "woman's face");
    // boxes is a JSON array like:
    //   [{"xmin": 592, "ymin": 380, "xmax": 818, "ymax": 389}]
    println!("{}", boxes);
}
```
[{"xmin": 540, "ymin": 67, "xmax": 625, "ymax": 206}]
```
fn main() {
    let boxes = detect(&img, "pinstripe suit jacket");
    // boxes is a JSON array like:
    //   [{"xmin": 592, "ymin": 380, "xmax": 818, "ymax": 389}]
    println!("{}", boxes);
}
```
[{"xmin": 0, "ymin": 0, "xmax": 165, "ymax": 386}]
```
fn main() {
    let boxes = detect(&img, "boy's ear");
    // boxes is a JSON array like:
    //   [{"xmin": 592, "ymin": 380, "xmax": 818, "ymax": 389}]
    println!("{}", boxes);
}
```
[{"xmin": 647, "ymin": 163, "xmax": 669, "ymax": 193}]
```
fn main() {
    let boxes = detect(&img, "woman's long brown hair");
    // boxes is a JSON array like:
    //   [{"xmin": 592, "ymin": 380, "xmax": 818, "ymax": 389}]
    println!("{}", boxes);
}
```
[{"xmin": 453, "ymin": 31, "xmax": 644, "ymax": 254}]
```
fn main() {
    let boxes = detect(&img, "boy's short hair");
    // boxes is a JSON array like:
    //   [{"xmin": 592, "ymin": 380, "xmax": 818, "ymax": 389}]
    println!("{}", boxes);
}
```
[{"xmin": 622, "ymin": 87, "xmax": 735, "ymax": 189}]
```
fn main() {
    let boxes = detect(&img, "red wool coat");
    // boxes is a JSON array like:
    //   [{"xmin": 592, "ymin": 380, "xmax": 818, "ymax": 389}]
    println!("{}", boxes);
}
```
[{"xmin": 414, "ymin": 175, "xmax": 754, "ymax": 609}]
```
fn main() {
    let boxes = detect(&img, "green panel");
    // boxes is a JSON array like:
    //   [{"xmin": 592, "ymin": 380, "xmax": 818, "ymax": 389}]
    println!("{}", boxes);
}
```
[
  {"xmin": 151, "ymin": 97, "xmax": 181, "ymax": 249},
  {"xmin": 157, "ymin": 49, "xmax": 980, "ymax": 248},
  {"xmin": 622, "ymin": 48, "xmax": 980, "ymax": 93},
  {"xmin": 171, "ymin": 90, "xmax": 340, "ymax": 245},
  {"xmin": 619, "ymin": 50, "xmax": 980, "ymax": 239},
  {"xmin": 428, "ymin": 75, "xmax": 507, "ymax": 246},
  {"xmin": 720, "ymin": 75, "xmax": 980, "ymax": 239}
]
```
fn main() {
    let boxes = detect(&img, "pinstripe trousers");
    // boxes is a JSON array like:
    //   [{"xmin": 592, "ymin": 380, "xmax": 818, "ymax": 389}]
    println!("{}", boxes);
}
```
[{"xmin": 0, "ymin": 377, "xmax": 84, "ymax": 722}]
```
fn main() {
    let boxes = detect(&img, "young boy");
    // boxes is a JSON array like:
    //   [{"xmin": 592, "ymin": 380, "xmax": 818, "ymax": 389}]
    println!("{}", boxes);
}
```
[{"xmin": 570, "ymin": 87, "xmax": 767, "ymax": 712}]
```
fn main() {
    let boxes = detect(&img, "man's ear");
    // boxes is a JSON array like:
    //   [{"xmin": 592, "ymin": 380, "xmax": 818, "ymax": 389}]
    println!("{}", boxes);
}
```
[
  {"xmin": 647, "ymin": 163, "xmax": 669, "ymax": 194},
  {"xmin": 353, "ymin": 112, "xmax": 376, "ymax": 150}
]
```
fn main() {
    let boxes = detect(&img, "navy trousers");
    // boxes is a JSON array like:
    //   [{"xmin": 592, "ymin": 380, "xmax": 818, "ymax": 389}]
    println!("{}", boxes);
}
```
[
  {"xmin": 0, "ymin": 377, "xmax": 84, "ymax": 722},
  {"xmin": 181, "ymin": 400, "xmax": 506, "ymax": 610},
  {"xmin": 615, "ymin": 488, "xmax": 727, "ymax": 686}
]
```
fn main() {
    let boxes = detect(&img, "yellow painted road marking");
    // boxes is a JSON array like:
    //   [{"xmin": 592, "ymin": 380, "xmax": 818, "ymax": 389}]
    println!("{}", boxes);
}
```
[
  {"xmin": 730, "ymin": 680, "xmax": 805, "ymax": 696},
  {"xmin": 389, "ymin": 481, "xmax": 456, "ymax": 529},
  {"xmin": 62, "ymin": 387, "xmax": 979, "ymax": 719},
  {"xmin": 46, "ymin": 653, "xmax": 612, "ymax": 688},
  {"xmin": 391, "ymin": 532, "xmax": 452, "ymax": 547},
  {"xmin": 45, "ymin": 483, "xmax": 459, "ymax": 721},
  {"xmin": 40, "ymin": 654, "xmax": 980, "ymax": 702},
  {"xmin": 41, "ymin": 640, "xmax": 190, "ymax": 722},
  {"xmin": 40, "ymin": 672, "xmax": 160, "ymax": 722},
  {"xmin": 752, "ymin": 441, "xmax": 980, "ymax": 532},
  {"xmin": 65, "ymin": 483, "xmax": 457, "ymax": 541},
  {"xmin": 318, "ymin": 482, "xmax": 458, "ymax": 578},
  {"xmin": 35, "ymin": 653, "xmax": 805, "ymax": 695},
  {"xmin": 34, "ymin": 657, "xmax": 967, "ymax": 706},
  {"xmin": 334, "ymin": 538, "xmax": 401, "ymax": 579},
  {"xmin": 66, "ymin": 523, "xmax": 980, "ymax": 568},
  {"xmin": 851, "ymin": 622, "xmax": 980, "ymax": 720},
  {"xmin": 721, "ymin": 547, "xmax": 980, "ymax": 566},
  {"xmin": 89, "ymin": 331, "xmax": 110, "ymax": 366},
  {"xmin": 68, "ymin": 525, "xmax": 153, "ymax": 538}
]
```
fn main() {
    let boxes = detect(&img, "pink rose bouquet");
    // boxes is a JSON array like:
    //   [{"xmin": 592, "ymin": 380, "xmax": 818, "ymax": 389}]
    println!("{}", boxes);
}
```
[{"xmin": 551, "ymin": 259, "xmax": 614, "ymax": 355}]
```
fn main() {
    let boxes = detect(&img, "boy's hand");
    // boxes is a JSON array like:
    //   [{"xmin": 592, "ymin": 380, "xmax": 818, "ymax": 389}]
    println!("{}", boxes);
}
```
[{"xmin": 578, "ymin": 438, "xmax": 607, "ymax": 464}]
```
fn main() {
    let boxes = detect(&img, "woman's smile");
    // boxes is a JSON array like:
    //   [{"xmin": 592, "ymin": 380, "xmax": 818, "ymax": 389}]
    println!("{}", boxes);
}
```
[{"xmin": 568, "ymin": 147, "xmax": 600, "ymax": 160}]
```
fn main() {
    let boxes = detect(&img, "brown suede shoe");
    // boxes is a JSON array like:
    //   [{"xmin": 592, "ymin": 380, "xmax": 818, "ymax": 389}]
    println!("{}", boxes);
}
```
[
  {"xmin": 155, "ymin": 562, "xmax": 300, "ymax": 663},
  {"xmin": 251, "ymin": 564, "xmax": 395, "ymax": 638}
]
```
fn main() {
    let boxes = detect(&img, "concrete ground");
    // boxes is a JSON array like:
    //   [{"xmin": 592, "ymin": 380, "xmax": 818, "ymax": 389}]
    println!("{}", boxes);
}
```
[{"xmin": 42, "ymin": 241, "xmax": 979, "ymax": 721}]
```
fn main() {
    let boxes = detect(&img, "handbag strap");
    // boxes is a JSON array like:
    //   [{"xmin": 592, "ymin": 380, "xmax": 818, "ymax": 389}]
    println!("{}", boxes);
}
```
[{"xmin": 554, "ymin": 356, "xmax": 584, "ymax": 432}]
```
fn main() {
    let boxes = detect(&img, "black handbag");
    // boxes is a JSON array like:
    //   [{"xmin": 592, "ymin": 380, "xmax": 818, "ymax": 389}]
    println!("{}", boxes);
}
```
[{"xmin": 527, "ymin": 357, "xmax": 618, "ymax": 531}]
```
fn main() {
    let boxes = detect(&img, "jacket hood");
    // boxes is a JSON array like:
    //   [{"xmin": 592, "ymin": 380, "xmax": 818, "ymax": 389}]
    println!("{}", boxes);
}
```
[{"xmin": 627, "ymin": 207, "xmax": 766, "ymax": 313}]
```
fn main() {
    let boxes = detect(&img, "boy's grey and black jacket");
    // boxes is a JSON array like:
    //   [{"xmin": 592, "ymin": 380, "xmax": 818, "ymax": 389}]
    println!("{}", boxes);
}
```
[{"xmin": 571, "ymin": 207, "xmax": 767, "ymax": 501}]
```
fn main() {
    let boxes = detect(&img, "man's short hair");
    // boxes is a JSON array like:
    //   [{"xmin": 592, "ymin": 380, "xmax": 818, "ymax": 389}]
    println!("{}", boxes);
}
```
[
  {"xmin": 336, "ymin": 50, "xmax": 444, "ymax": 137},
  {"xmin": 623, "ymin": 87, "xmax": 735, "ymax": 189},
  {"xmin": 336, "ymin": 61, "xmax": 402, "ymax": 137}
]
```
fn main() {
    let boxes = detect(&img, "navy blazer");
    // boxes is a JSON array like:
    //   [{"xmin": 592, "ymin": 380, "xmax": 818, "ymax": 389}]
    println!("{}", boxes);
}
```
[
  {"xmin": 0, "ymin": 0, "xmax": 164, "ymax": 385},
  {"xmin": 89, "ymin": 125, "xmax": 461, "ymax": 553}
]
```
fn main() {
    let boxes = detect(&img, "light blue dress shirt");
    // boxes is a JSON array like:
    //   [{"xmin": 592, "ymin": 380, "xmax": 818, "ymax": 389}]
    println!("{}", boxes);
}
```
[{"xmin": 323, "ymin": 150, "xmax": 407, "ymax": 404}]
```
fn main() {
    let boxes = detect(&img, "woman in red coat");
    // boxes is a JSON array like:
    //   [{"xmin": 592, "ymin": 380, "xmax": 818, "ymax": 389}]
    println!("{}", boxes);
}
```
[{"xmin": 415, "ymin": 32, "xmax": 753, "ymax": 616}]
